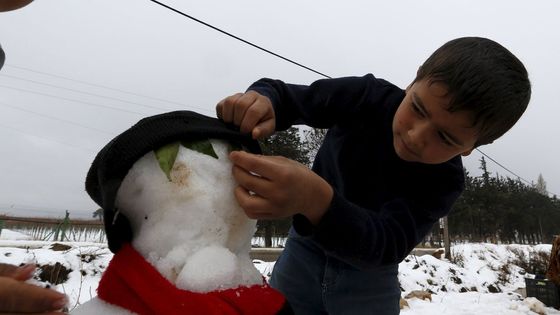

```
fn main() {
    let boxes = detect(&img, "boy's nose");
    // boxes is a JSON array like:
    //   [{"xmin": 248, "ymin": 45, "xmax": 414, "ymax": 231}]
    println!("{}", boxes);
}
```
[{"xmin": 407, "ymin": 122, "xmax": 429, "ymax": 149}]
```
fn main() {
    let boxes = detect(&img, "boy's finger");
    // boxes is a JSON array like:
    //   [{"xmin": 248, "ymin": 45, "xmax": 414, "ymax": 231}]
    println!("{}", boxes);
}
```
[
  {"xmin": 0, "ymin": 278, "xmax": 67, "ymax": 313},
  {"xmin": 239, "ymin": 107, "xmax": 263, "ymax": 135},
  {"xmin": 219, "ymin": 93, "xmax": 243, "ymax": 123},
  {"xmin": 231, "ymin": 92, "xmax": 257, "ymax": 125},
  {"xmin": 229, "ymin": 151, "xmax": 280, "ymax": 179},
  {"xmin": 240, "ymin": 104, "xmax": 274, "ymax": 137},
  {"xmin": 232, "ymin": 165, "xmax": 274, "ymax": 197},
  {"xmin": 232, "ymin": 103, "xmax": 250, "ymax": 127},
  {"xmin": 252, "ymin": 119, "xmax": 275, "ymax": 139},
  {"xmin": 233, "ymin": 186, "xmax": 273, "ymax": 219}
]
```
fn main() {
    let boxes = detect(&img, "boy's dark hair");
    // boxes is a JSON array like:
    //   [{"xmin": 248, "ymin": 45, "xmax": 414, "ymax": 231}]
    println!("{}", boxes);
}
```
[{"xmin": 413, "ymin": 37, "xmax": 531, "ymax": 147}]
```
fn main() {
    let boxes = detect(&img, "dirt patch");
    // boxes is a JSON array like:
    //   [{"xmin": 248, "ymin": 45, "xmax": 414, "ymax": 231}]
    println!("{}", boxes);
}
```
[
  {"xmin": 50, "ymin": 243, "xmax": 72, "ymax": 251},
  {"xmin": 38, "ymin": 262, "xmax": 71, "ymax": 285}
]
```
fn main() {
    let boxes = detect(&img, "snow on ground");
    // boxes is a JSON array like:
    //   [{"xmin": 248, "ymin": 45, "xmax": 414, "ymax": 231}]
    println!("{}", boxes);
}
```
[
  {"xmin": 402, "ymin": 292, "xmax": 552, "ymax": 314},
  {"xmin": 1, "ymin": 229, "xmax": 559, "ymax": 314},
  {"xmin": 0, "ymin": 228, "xmax": 32, "ymax": 240}
]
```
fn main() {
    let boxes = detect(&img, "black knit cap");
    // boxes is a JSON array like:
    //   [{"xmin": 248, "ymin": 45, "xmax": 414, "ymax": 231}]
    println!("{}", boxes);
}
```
[{"xmin": 85, "ymin": 110, "xmax": 261, "ymax": 253}]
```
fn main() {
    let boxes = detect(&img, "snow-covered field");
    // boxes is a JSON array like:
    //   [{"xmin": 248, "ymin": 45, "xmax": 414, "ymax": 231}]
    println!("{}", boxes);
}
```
[{"xmin": 1, "ymin": 229, "xmax": 559, "ymax": 314}]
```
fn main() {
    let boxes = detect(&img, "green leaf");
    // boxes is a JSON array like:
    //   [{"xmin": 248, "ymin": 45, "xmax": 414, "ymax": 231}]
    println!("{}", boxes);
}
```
[
  {"xmin": 181, "ymin": 139, "xmax": 218, "ymax": 159},
  {"xmin": 154, "ymin": 142, "xmax": 180, "ymax": 181}
]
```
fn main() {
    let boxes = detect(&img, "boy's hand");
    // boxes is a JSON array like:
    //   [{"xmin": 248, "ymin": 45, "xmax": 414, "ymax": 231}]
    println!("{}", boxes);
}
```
[
  {"xmin": 229, "ymin": 151, "xmax": 333, "ymax": 225},
  {"xmin": 216, "ymin": 91, "xmax": 275, "ymax": 139},
  {"xmin": 0, "ymin": 263, "xmax": 67, "ymax": 314}
]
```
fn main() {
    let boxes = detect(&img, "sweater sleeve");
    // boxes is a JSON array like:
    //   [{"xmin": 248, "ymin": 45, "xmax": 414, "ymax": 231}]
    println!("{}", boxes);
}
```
[
  {"xmin": 293, "ymin": 179, "xmax": 463, "ymax": 270},
  {"xmin": 247, "ymin": 74, "xmax": 396, "ymax": 130}
]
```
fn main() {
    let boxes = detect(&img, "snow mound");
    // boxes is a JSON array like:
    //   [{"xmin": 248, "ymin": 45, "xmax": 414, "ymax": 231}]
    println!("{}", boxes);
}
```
[{"xmin": 0, "ymin": 228, "xmax": 32, "ymax": 240}]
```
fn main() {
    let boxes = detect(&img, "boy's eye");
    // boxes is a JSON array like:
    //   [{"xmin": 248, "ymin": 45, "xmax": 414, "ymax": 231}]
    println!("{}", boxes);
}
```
[
  {"xmin": 411, "ymin": 102, "xmax": 424, "ymax": 116},
  {"xmin": 438, "ymin": 132, "xmax": 454, "ymax": 146}
]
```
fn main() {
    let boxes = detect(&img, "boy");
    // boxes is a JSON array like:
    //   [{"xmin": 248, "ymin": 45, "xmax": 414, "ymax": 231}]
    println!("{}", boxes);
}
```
[{"xmin": 216, "ymin": 37, "xmax": 531, "ymax": 314}]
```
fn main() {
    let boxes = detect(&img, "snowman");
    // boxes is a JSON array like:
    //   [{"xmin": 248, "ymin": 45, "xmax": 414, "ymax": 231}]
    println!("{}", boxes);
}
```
[{"xmin": 73, "ymin": 111, "xmax": 291, "ymax": 314}]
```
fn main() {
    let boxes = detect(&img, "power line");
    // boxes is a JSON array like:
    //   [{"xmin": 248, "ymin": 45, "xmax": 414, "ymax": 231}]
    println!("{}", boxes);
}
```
[
  {"xmin": 148, "ymin": 0, "xmax": 332, "ymax": 79},
  {"xmin": 0, "ymin": 84, "xmax": 146, "ymax": 116},
  {"xmin": 5, "ymin": 64, "xmax": 214, "ymax": 115},
  {"xmin": 0, "ymin": 122, "xmax": 97, "ymax": 154},
  {"xmin": 5, "ymin": 64, "xmax": 180, "ymax": 102},
  {"xmin": 0, "ymin": 101, "xmax": 113, "ymax": 135},
  {"xmin": 0, "ymin": 73, "xmax": 177, "ymax": 113},
  {"xmin": 2, "ymin": 64, "xmax": 217, "ymax": 117},
  {"xmin": 148, "ymin": 0, "xmax": 559, "ymax": 198}
]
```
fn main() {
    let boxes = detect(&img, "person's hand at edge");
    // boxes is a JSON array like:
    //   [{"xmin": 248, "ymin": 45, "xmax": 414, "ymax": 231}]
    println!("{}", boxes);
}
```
[
  {"xmin": 0, "ymin": 263, "xmax": 68, "ymax": 314},
  {"xmin": 0, "ymin": 0, "xmax": 34, "ymax": 12}
]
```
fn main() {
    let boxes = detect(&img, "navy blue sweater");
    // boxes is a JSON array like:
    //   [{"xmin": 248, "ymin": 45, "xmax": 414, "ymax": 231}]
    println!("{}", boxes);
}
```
[{"xmin": 249, "ymin": 74, "xmax": 465, "ymax": 270}]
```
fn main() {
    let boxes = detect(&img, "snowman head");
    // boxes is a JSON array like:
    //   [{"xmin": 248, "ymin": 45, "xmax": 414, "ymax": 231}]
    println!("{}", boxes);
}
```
[{"xmin": 85, "ymin": 111, "xmax": 261, "ymax": 254}]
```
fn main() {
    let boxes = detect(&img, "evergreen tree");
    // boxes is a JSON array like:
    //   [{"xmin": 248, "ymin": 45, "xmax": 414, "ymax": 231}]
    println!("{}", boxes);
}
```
[
  {"xmin": 259, "ymin": 127, "xmax": 310, "ymax": 166},
  {"xmin": 535, "ymin": 173, "xmax": 547, "ymax": 196},
  {"xmin": 92, "ymin": 208, "xmax": 103, "ymax": 221},
  {"xmin": 302, "ymin": 127, "xmax": 327, "ymax": 166},
  {"xmin": 257, "ymin": 127, "xmax": 310, "ymax": 246}
]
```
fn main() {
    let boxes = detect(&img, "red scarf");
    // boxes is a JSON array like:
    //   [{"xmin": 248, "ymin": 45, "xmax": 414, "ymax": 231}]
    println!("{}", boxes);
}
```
[{"xmin": 97, "ymin": 243, "xmax": 286, "ymax": 315}]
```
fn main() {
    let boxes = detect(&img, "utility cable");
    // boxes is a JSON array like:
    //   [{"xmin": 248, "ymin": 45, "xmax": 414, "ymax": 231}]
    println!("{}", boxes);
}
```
[
  {"xmin": 0, "ymin": 84, "xmax": 146, "ymax": 116},
  {"xmin": 5, "ymin": 64, "xmax": 208, "ymax": 111},
  {"xmin": 148, "ymin": 0, "xmax": 332, "ymax": 79},
  {"xmin": 0, "ymin": 122, "xmax": 97, "ymax": 154},
  {"xmin": 0, "ymin": 73, "xmax": 177, "ymax": 113},
  {"xmin": 0, "ymin": 101, "xmax": 113, "ymax": 135}
]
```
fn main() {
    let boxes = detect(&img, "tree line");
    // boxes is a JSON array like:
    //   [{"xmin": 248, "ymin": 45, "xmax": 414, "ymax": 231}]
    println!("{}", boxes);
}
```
[{"xmin": 445, "ymin": 157, "xmax": 560, "ymax": 245}]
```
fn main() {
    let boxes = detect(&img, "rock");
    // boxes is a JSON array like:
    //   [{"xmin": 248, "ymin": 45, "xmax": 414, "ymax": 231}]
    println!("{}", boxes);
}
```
[{"xmin": 405, "ymin": 290, "xmax": 432, "ymax": 302}]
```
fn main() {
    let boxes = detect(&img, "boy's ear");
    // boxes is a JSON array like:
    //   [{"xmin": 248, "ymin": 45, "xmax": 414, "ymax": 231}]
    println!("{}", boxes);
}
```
[{"xmin": 460, "ymin": 149, "xmax": 473, "ymax": 157}]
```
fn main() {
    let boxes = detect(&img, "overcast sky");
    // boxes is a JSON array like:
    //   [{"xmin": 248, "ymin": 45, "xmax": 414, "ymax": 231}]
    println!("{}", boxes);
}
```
[{"xmin": 0, "ymin": 0, "xmax": 558, "ymax": 219}]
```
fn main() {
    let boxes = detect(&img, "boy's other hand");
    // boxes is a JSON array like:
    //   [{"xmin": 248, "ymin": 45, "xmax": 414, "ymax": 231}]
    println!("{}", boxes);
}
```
[
  {"xmin": 229, "ymin": 151, "xmax": 333, "ymax": 225},
  {"xmin": 216, "ymin": 91, "xmax": 275, "ymax": 139},
  {"xmin": 0, "ymin": 263, "xmax": 67, "ymax": 314}
]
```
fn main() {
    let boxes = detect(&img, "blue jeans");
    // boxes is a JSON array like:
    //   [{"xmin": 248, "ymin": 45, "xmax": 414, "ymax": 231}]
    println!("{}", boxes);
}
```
[{"xmin": 270, "ymin": 232, "xmax": 401, "ymax": 315}]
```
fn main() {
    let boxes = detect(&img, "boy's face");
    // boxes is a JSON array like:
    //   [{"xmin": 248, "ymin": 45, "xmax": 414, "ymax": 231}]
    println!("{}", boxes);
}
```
[{"xmin": 392, "ymin": 79, "xmax": 478, "ymax": 164}]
